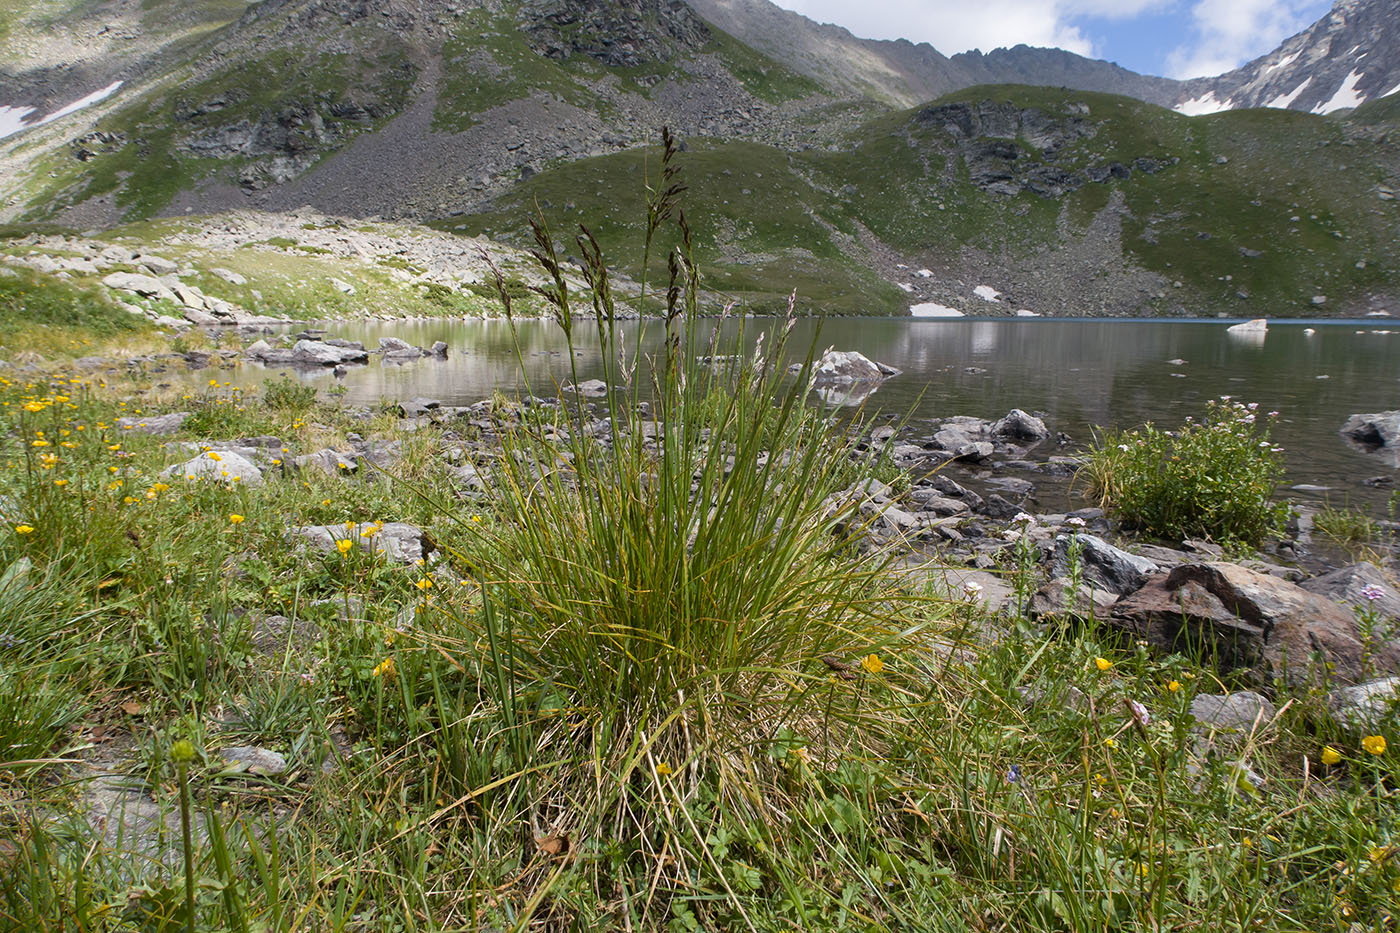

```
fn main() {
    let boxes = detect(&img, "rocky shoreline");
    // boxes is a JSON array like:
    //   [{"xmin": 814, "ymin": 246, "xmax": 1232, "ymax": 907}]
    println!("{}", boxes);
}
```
[{"xmin": 110, "ymin": 348, "xmax": 1400, "ymax": 703}]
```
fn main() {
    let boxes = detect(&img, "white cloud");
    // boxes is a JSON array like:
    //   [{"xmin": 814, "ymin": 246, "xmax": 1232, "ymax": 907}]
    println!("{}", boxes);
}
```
[
  {"xmin": 774, "ymin": 0, "xmax": 1169, "ymax": 58},
  {"xmin": 1166, "ymin": 0, "xmax": 1325, "ymax": 78}
]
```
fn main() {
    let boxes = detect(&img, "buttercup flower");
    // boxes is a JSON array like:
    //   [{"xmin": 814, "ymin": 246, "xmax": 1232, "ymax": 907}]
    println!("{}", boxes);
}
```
[
  {"xmin": 1095, "ymin": 657, "xmax": 1113, "ymax": 672},
  {"xmin": 655, "ymin": 762, "xmax": 673, "ymax": 777},
  {"xmin": 371, "ymin": 657, "xmax": 395, "ymax": 678},
  {"xmin": 1321, "ymin": 746, "xmax": 1343, "ymax": 766},
  {"xmin": 14, "ymin": 525, "xmax": 34, "ymax": 535},
  {"xmin": 336, "ymin": 539, "xmax": 354, "ymax": 555},
  {"xmin": 1363, "ymin": 735, "xmax": 1387, "ymax": 756},
  {"xmin": 861, "ymin": 653, "xmax": 884, "ymax": 675},
  {"xmin": 229, "ymin": 514, "xmax": 245, "ymax": 525},
  {"xmin": 1166, "ymin": 680, "xmax": 1181, "ymax": 693}
]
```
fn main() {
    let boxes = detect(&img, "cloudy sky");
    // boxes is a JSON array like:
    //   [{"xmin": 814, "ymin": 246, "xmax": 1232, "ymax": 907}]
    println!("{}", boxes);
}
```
[{"xmin": 770, "ymin": 0, "xmax": 1334, "ymax": 78}]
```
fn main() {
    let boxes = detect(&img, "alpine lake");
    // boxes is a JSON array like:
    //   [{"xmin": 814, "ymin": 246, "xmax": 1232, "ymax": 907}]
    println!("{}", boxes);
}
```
[{"xmin": 191, "ymin": 316, "xmax": 1400, "ymax": 517}]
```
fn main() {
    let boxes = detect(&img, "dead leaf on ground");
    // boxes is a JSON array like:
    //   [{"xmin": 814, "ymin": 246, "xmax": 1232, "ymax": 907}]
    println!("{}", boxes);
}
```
[{"xmin": 536, "ymin": 833, "xmax": 569, "ymax": 857}]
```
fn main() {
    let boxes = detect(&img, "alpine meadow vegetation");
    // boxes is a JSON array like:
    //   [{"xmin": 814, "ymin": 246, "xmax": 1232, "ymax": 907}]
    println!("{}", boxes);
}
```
[{"xmin": 0, "ymin": 135, "xmax": 1394, "ymax": 933}]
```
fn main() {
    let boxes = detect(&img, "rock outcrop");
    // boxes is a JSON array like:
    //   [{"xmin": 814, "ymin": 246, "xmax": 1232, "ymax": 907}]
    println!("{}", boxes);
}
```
[{"xmin": 1110, "ymin": 562, "xmax": 1399, "ymax": 687}]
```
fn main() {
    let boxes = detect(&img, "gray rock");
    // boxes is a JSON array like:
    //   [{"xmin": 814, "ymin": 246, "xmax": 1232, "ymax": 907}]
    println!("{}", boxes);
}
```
[
  {"xmin": 290, "ymin": 521, "xmax": 425, "ymax": 564},
  {"xmin": 138, "ymin": 255, "xmax": 179, "ymax": 276},
  {"xmin": 103, "ymin": 271, "xmax": 173, "ymax": 300},
  {"xmin": 1329, "ymin": 677, "xmax": 1400, "ymax": 732},
  {"xmin": 162, "ymin": 450, "xmax": 264, "ymax": 486},
  {"xmin": 1190, "ymin": 692, "xmax": 1276, "ymax": 732},
  {"xmin": 292, "ymin": 339, "xmax": 368, "ymax": 366},
  {"xmin": 245, "ymin": 339, "xmax": 296, "ymax": 364},
  {"xmin": 1028, "ymin": 576, "xmax": 1119, "ymax": 622},
  {"xmin": 1052, "ymin": 533, "xmax": 1159, "ymax": 595},
  {"xmin": 396, "ymin": 397, "xmax": 442, "ymax": 418},
  {"xmin": 991, "ymin": 408, "xmax": 1049, "ymax": 440},
  {"xmin": 220, "ymin": 745, "xmax": 288, "ymax": 776},
  {"xmin": 1302, "ymin": 563, "xmax": 1400, "ymax": 621},
  {"xmin": 895, "ymin": 561, "xmax": 1014, "ymax": 613},
  {"xmin": 82, "ymin": 772, "xmax": 186, "ymax": 857},
  {"xmin": 810, "ymin": 350, "xmax": 900, "ymax": 385},
  {"xmin": 564, "ymin": 379, "xmax": 610, "ymax": 398},
  {"xmin": 1110, "ymin": 562, "xmax": 1398, "ymax": 687},
  {"xmin": 211, "ymin": 267, "xmax": 247, "ymax": 285},
  {"xmin": 115, "ymin": 412, "xmax": 190, "ymax": 435},
  {"xmin": 1340, "ymin": 411, "xmax": 1400, "ymax": 451},
  {"xmin": 292, "ymin": 448, "xmax": 359, "ymax": 475},
  {"xmin": 911, "ymin": 494, "xmax": 970, "ymax": 517},
  {"xmin": 378, "ymin": 337, "xmax": 414, "ymax": 352}
]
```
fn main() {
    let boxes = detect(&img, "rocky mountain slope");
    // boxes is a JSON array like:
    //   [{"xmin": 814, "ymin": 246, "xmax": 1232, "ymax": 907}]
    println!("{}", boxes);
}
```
[
  {"xmin": 449, "ymin": 85, "xmax": 1400, "ymax": 318},
  {"xmin": 0, "ymin": 0, "xmax": 1398, "ymax": 319},
  {"xmin": 687, "ymin": 0, "xmax": 1400, "ymax": 119},
  {"xmin": 685, "ymin": 0, "xmax": 1182, "ymax": 108},
  {"xmin": 1175, "ymin": 0, "xmax": 1400, "ymax": 115}
]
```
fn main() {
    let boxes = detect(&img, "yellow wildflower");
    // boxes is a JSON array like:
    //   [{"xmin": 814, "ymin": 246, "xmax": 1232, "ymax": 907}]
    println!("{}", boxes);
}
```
[
  {"xmin": 151, "ymin": 482, "xmax": 170, "ymax": 493},
  {"xmin": 229, "ymin": 514, "xmax": 245, "ymax": 525},
  {"xmin": 1103, "ymin": 738, "xmax": 1118, "ymax": 750},
  {"xmin": 336, "ymin": 539, "xmax": 354, "ymax": 555},
  {"xmin": 14, "ymin": 525, "xmax": 34, "ymax": 535},
  {"xmin": 655, "ymin": 762, "xmax": 673, "ymax": 777},
  {"xmin": 31, "ymin": 439, "xmax": 49, "ymax": 447},
  {"xmin": 54, "ymin": 479, "xmax": 67, "ymax": 487},
  {"xmin": 39, "ymin": 454, "xmax": 57, "ymax": 469},
  {"xmin": 415, "ymin": 577, "xmax": 434, "ymax": 591},
  {"xmin": 371, "ymin": 657, "xmax": 395, "ymax": 678},
  {"xmin": 1095, "ymin": 657, "xmax": 1113, "ymax": 672},
  {"xmin": 1166, "ymin": 680, "xmax": 1181, "ymax": 693},
  {"xmin": 1321, "ymin": 746, "xmax": 1343, "ymax": 766},
  {"xmin": 1363, "ymin": 735, "xmax": 1387, "ymax": 756},
  {"xmin": 207, "ymin": 451, "xmax": 222, "ymax": 462},
  {"xmin": 861, "ymin": 653, "xmax": 884, "ymax": 675}
]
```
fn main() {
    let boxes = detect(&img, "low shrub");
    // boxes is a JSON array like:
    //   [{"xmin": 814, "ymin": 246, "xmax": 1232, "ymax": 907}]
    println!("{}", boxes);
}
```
[
  {"xmin": 262, "ymin": 374, "xmax": 318, "ymax": 412},
  {"xmin": 1083, "ymin": 398, "xmax": 1289, "ymax": 546}
]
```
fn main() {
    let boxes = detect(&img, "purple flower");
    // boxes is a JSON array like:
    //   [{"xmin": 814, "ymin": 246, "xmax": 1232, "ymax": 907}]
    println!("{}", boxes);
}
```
[
  {"xmin": 1006, "ymin": 764, "xmax": 1022, "ymax": 784},
  {"xmin": 1129, "ymin": 699, "xmax": 1151, "ymax": 727},
  {"xmin": 1361, "ymin": 584, "xmax": 1386, "ymax": 602}
]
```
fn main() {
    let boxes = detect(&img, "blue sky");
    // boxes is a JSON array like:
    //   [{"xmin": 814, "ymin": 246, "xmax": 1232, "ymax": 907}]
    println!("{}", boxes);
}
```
[{"xmin": 771, "ymin": 0, "xmax": 1335, "ymax": 78}]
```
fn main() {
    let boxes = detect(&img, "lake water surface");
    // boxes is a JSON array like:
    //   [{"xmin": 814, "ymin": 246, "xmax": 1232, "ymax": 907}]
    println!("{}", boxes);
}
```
[{"xmin": 211, "ymin": 317, "xmax": 1400, "ymax": 512}]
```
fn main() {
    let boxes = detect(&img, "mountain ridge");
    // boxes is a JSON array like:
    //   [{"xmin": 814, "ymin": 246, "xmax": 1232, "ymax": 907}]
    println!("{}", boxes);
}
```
[{"xmin": 0, "ymin": 0, "xmax": 1397, "ymax": 320}]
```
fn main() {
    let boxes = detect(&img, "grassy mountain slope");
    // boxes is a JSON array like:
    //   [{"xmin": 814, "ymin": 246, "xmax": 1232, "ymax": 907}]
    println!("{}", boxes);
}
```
[
  {"xmin": 447, "ymin": 86, "xmax": 1400, "ymax": 317},
  {"xmin": 3, "ymin": 0, "xmax": 839, "ymax": 227}
]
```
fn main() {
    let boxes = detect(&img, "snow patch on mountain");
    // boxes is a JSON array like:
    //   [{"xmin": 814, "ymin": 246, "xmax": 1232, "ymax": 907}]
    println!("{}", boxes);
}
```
[
  {"xmin": 1175, "ymin": 92, "xmax": 1234, "ymax": 116},
  {"xmin": 1267, "ymin": 77, "xmax": 1313, "ymax": 109},
  {"xmin": 910, "ymin": 302, "xmax": 964, "ymax": 318},
  {"xmin": 0, "ymin": 106, "xmax": 39, "ymax": 141},
  {"xmin": 1312, "ymin": 70, "xmax": 1367, "ymax": 113},
  {"xmin": 1265, "ymin": 50, "xmax": 1301, "ymax": 74},
  {"xmin": 0, "ymin": 81, "xmax": 124, "ymax": 141},
  {"xmin": 973, "ymin": 285, "xmax": 1001, "ymax": 302}
]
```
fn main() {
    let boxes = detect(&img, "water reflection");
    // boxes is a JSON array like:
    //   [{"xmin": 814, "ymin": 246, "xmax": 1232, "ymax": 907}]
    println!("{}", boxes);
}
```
[{"xmin": 201, "ymin": 317, "xmax": 1399, "ymax": 504}]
